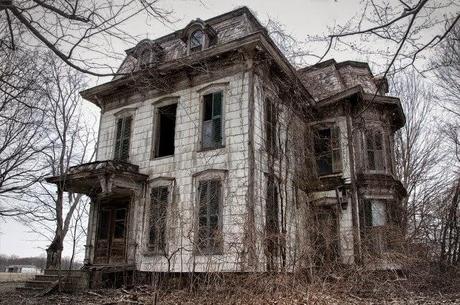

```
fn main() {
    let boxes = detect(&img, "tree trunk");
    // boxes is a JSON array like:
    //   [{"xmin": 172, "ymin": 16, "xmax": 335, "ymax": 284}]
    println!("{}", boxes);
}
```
[{"xmin": 46, "ymin": 235, "xmax": 63, "ymax": 270}]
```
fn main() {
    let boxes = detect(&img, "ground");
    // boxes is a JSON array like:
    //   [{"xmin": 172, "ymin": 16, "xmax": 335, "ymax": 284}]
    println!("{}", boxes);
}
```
[{"xmin": 0, "ymin": 266, "xmax": 459, "ymax": 304}]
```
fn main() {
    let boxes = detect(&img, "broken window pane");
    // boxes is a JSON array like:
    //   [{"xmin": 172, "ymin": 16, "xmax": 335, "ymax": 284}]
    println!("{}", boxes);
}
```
[
  {"xmin": 314, "ymin": 126, "xmax": 341, "ymax": 175},
  {"xmin": 190, "ymin": 30, "xmax": 204, "ymax": 53},
  {"xmin": 155, "ymin": 104, "xmax": 177, "ymax": 158},
  {"xmin": 202, "ymin": 92, "xmax": 223, "ymax": 149}
]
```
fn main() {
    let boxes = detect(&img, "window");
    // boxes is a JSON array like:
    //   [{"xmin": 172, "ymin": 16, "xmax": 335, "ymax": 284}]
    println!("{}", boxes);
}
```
[
  {"xmin": 386, "ymin": 134, "xmax": 394, "ymax": 173},
  {"xmin": 154, "ymin": 103, "xmax": 177, "ymax": 158},
  {"xmin": 113, "ymin": 208, "xmax": 127, "ymax": 239},
  {"xmin": 265, "ymin": 176, "xmax": 280, "ymax": 263},
  {"xmin": 363, "ymin": 200, "xmax": 387, "ymax": 254},
  {"xmin": 314, "ymin": 126, "xmax": 341, "ymax": 175},
  {"xmin": 202, "ymin": 91, "xmax": 223, "ymax": 150},
  {"xmin": 197, "ymin": 179, "xmax": 222, "ymax": 254},
  {"xmin": 149, "ymin": 186, "xmax": 169, "ymax": 253},
  {"xmin": 114, "ymin": 116, "xmax": 132, "ymax": 161},
  {"xmin": 366, "ymin": 130, "xmax": 384, "ymax": 171},
  {"xmin": 190, "ymin": 30, "xmax": 204, "ymax": 53},
  {"xmin": 265, "ymin": 99, "xmax": 278, "ymax": 156}
]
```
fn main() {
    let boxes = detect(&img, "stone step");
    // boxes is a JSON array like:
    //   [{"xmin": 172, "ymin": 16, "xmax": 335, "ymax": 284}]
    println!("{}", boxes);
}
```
[
  {"xmin": 44, "ymin": 269, "xmax": 85, "ymax": 276},
  {"xmin": 24, "ymin": 280, "xmax": 56, "ymax": 288},
  {"xmin": 16, "ymin": 286, "xmax": 43, "ymax": 292},
  {"xmin": 35, "ymin": 274, "xmax": 82, "ymax": 281}
]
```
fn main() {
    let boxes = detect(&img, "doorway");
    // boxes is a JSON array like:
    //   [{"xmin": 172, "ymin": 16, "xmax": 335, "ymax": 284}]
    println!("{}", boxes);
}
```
[{"xmin": 94, "ymin": 198, "xmax": 129, "ymax": 264}]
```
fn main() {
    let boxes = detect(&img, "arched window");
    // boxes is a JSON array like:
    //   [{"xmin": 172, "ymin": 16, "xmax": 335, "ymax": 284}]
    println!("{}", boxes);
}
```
[{"xmin": 189, "ymin": 30, "xmax": 204, "ymax": 53}]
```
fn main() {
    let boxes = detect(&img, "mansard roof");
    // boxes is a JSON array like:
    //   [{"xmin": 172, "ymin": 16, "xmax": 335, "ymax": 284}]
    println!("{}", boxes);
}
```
[{"xmin": 115, "ymin": 6, "xmax": 265, "ymax": 77}]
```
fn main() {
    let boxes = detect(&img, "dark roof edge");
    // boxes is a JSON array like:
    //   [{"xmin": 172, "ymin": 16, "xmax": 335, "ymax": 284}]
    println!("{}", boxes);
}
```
[{"xmin": 298, "ymin": 59, "xmax": 373, "ymax": 76}]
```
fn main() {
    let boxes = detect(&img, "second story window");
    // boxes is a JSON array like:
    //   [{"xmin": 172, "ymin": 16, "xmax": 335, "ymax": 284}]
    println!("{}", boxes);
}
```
[
  {"xmin": 265, "ymin": 99, "xmax": 278, "ymax": 156},
  {"xmin": 189, "ymin": 30, "xmax": 204, "ymax": 53},
  {"xmin": 197, "ymin": 179, "xmax": 222, "ymax": 254},
  {"xmin": 153, "ymin": 103, "xmax": 177, "ymax": 158},
  {"xmin": 149, "ymin": 186, "xmax": 169, "ymax": 253},
  {"xmin": 314, "ymin": 126, "xmax": 341, "ymax": 176},
  {"xmin": 114, "ymin": 116, "xmax": 132, "ymax": 161},
  {"xmin": 366, "ymin": 130, "xmax": 384, "ymax": 171},
  {"xmin": 202, "ymin": 91, "xmax": 223, "ymax": 150}
]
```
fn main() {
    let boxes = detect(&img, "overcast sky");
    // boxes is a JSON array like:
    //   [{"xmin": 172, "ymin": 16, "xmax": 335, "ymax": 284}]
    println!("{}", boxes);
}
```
[{"xmin": 0, "ymin": 0, "xmax": 452, "ymax": 260}]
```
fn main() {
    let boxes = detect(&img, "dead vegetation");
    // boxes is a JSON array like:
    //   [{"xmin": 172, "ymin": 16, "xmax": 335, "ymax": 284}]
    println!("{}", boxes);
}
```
[{"xmin": 2, "ymin": 264, "xmax": 459, "ymax": 305}]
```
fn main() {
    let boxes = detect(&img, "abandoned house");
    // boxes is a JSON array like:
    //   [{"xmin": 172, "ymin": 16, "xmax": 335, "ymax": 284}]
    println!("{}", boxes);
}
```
[{"xmin": 47, "ymin": 7, "xmax": 406, "ymax": 277}]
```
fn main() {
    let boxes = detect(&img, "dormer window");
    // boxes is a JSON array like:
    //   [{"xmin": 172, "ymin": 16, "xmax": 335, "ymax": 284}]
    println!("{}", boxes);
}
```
[
  {"xmin": 181, "ymin": 19, "xmax": 217, "ymax": 55},
  {"xmin": 190, "ymin": 30, "xmax": 204, "ymax": 53}
]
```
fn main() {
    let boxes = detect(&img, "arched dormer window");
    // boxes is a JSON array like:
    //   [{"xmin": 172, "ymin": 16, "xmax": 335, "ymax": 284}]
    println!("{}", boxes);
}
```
[
  {"xmin": 130, "ymin": 39, "xmax": 164, "ymax": 68},
  {"xmin": 180, "ymin": 19, "xmax": 217, "ymax": 55},
  {"xmin": 189, "ymin": 30, "xmax": 204, "ymax": 53}
]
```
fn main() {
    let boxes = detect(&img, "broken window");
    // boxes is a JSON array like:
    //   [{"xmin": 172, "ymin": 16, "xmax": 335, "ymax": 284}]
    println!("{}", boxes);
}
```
[
  {"xmin": 149, "ymin": 186, "xmax": 169, "ymax": 253},
  {"xmin": 265, "ymin": 175, "xmax": 279, "ymax": 268},
  {"xmin": 265, "ymin": 99, "xmax": 278, "ymax": 156},
  {"xmin": 197, "ymin": 179, "xmax": 222, "ymax": 254},
  {"xmin": 314, "ymin": 126, "xmax": 342, "ymax": 175},
  {"xmin": 190, "ymin": 30, "xmax": 204, "ymax": 53},
  {"xmin": 114, "ymin": 116, "xmax": 132, "ymax": 161},
  {"xmin": 363, "ymin": 200, "xmax": 387, "ymax": 254},
  {"xmin": 366, "ymin": 130, "xmax": 384, "ymax": 171},
  {"xmin": 154, "ymin": 104, "xmax": 177, "ymax": 158},
  {"xmin": 202, "ymin": 91, "xmax": 223, "ymax": 150}
]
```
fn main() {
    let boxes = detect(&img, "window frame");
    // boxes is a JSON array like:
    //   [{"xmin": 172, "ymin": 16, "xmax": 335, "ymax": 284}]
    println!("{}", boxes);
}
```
[
  {"xmin": 193, "ymin": 169, "xmax": 226, "ymax": 255},
  {"xmin": 313, "ymin": 124, "xmax": 342, "ymax": 176},
  {"xmin": 189, "ymin": 29, "xmax": 205, "ymax": 53},
  {"xmin": 264, "ymin": 98, "xmax": 279, "ymax": 157},
  {"xmin": 365, "ymin": 128, "xmax": 386, "ymax": 172},
  {"xmin": 145, "ymin": 177, "xmax": 175, "ymax": 255},
  {"xmin": 197, "ymin": 83, "xmax": 228, "ymax": 151},
  {"xmin": 151, "ymin": 97, "xmax": 179, "ymax": 159},
  {"xmin": 113, "ymin": 108, "xmax": 136, "ymax": 162}
]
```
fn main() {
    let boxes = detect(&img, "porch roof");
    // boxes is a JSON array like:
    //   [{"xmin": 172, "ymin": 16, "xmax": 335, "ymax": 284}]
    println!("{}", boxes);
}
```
[{"xmin": 45, "ymin": 160, "xmax": 148, "ymax": 195}]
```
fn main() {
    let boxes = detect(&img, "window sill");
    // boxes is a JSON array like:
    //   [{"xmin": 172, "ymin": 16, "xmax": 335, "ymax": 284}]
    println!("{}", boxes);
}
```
[
  {"xmin": 197, "ymin": 145, "xmax": 225, "ymax": 153},
  {"xmin": 150, "ymin": 154, "xmax": 174, "ymax": 161}
]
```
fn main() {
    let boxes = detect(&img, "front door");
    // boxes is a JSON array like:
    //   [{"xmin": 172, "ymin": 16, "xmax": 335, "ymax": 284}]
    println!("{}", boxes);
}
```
[{"xmin": 94, "ymin": 199, "xmax": 129, "ymax": 264}]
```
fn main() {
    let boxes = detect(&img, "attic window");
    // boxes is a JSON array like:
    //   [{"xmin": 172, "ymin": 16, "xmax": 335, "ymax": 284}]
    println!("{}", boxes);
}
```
[{"xmin": 190, "ymin": 30, "xmax": 204, "ymax": 53}]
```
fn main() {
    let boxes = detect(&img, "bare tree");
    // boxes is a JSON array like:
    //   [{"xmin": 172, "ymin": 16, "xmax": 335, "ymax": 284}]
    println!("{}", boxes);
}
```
[
  {"xmin": 307, "ymin": 0, "xmax": 459, "ymax": 78},
  {"xmin": 391, "ymin": 70, "xmax": 444, "ymax": 238},
  {"xmin": 0, "ymin": 49, "xmax": 50, "ymax": 216},
  {"xmin": 21, "ymin": 55, "xmax": 96, "ymax": 269},
  {"xmin": 0, "ymin": 0, "xmax": 172, "ymax": 76}
]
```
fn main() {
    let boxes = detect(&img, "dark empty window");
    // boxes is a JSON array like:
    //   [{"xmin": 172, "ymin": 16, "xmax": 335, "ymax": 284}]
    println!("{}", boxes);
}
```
[
  {"xmin": 154, "ymin": 104, "xmax": 177, "ymax": 158},
  {"xmin": 113, "ymin": 208, "xmax": 126, "ymax": 239},
  {"xmin": 314, "ymin": 126, "xmax": 341, "ymax": 175},
  {"xmin": 190, "ymin": 30, "xmax": 204, "ymax": 53},
  {"xmin": 197, "ymin": 179, "xmax": 222, "ymax": 254},
  {"xmin": 265, "ymin": 99, "xmax": 278, "ymax": 156},
  {"xmin": 149, "ymin": 186, "xmax": 169, "ymax": 252},
  {"xmin": 202, "ymin": 92, "xmax": 223, "ymax": 150},
  {"xmin": 114, "ymin": 116, "xmax": 132, "ymax": 161},
  {"xmin": 97, "ymin": 209, "xmax": 110, "ymax": 240},
  {"xmin": 265, "ymin": 176, "xmax": 280, "ymax": 268},
  {"xmin": 366, "ymin": 130, "xmax": 384, "ymax": 171}
]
